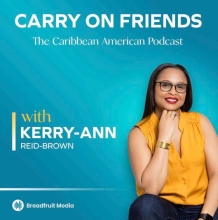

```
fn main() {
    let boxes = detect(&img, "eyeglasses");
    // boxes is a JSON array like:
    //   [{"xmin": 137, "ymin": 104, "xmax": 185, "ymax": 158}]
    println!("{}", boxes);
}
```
[{"xmin": 156, "ymin": 81, "xmax": 188, "ymax": 93}]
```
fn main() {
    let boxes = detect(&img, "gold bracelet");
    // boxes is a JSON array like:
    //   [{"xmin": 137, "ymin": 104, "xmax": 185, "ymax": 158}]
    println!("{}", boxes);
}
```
[{"xmin": 156, "ymin": 141, "xmax": 170, "ymax": 150}]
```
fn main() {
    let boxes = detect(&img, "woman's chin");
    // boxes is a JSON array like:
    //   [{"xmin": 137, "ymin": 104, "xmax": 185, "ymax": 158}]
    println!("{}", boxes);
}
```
[
  {"xmin": 162, "ymin": 104, "xmax": 181, "ymax": 111},
  {"xmin": 164, "ymin": 107, "xmax": 180, "ymax": 112}
]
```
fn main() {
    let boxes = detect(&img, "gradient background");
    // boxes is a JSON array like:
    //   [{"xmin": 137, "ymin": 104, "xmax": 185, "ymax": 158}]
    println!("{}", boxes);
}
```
[{"xmin": 0, "ymin": 0, "xmax": 218, "ymax": 219}]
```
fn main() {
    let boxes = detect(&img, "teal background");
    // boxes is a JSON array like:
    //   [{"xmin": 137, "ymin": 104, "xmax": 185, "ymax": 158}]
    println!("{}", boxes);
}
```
[{"xmin": 0, "ymin": 0, "xmax": 218, "ymax": 219}]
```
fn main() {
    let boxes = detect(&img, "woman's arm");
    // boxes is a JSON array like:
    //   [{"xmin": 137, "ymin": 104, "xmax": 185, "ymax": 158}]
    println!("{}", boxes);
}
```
[
  {"xmin": 199, "ymin": 114, "xmax": 218, "ymax": 217},
  {"xmin": 128, "ymin": 110, "xmax": 178, "ymax": 195}
]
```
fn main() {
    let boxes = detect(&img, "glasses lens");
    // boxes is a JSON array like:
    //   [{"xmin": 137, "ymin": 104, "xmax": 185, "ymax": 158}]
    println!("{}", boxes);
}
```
[
  {"xmin": 160, "ymin": 82, "xmax": 172, "ymax": 91},
  {"xmin": 176, "ymin": 84, "xmax": 187, "ymax": 93}
]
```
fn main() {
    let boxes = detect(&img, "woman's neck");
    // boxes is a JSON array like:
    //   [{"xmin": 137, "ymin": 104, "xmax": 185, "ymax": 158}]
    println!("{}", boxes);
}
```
[{"xmin": 154, "ymin": 108, "xmax": 181, "ymax": 119}]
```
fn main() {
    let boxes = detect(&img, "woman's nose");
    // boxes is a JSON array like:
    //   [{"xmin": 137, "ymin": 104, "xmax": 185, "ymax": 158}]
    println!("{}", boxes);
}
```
[{"xmin": 168, "ymin": 85, "xmax": 177, "ymax": 95}]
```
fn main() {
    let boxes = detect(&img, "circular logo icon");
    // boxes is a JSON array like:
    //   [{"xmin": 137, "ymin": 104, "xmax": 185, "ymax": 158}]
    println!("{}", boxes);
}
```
[{"xmin": 12, "ymin": 199, "xmax": 24, "ymax": 211}]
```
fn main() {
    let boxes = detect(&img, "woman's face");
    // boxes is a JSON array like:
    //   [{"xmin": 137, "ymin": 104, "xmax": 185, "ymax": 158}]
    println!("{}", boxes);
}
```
[{"xmin": 154, "ymin": 67, "xmax": 187, "ymax": 115}]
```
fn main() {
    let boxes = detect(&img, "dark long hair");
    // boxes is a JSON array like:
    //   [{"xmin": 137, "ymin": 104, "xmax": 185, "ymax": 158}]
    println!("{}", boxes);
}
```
[{"xmin": 142, "ymin": 63, "xmax": 193, "ymax": 119}]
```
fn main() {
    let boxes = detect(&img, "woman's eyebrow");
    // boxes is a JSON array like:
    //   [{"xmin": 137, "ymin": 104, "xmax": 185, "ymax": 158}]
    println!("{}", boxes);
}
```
[{"xmin": 158, "ymin": 80, "xmax": 187, "ymax": 84}]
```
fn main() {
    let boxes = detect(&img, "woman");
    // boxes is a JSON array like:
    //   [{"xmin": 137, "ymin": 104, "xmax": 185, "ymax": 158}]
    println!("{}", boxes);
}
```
[{"xmin": 128, "ymin": 63, "xmax": 218, "ymax": 220}]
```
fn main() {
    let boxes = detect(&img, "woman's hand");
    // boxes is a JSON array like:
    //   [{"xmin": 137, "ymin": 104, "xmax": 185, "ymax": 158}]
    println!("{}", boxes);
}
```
[{"xmin": 158, "ymin": 110, "xmax": 178, "ymax": 143}]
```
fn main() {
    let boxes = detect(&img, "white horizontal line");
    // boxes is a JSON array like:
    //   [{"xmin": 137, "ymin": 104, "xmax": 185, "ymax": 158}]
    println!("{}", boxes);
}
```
[
  {"xmin": 74, "ymin": 132, "xmax": 80, "ymax": 135},
  {"xmin": 0, "ymin": 188, "xmax": 118, "ymax": 191}
]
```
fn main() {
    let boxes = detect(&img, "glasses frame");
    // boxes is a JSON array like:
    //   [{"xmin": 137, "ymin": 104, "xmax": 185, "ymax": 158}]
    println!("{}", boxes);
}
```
[{"xmin": 155, "ymin": 81, "xmax": 188, "ymax": 94}]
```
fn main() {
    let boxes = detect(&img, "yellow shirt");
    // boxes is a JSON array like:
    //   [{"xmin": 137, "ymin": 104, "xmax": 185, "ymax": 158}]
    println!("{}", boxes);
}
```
[{"xmin": 136, "ymin": 111, "xmax": 208, "ymax": 205}]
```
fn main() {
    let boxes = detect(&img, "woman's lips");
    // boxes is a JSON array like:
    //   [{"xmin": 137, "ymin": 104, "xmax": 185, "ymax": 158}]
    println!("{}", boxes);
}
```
[{"xmin": 165, "ymin": 98, "xmax": 178, "ymax": 104}]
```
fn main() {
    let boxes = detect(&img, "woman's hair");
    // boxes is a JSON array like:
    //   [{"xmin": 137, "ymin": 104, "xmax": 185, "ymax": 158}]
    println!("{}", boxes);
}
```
[{"xmin": 142, "ymin": 63, "xmax": 193, "ymax": 119}]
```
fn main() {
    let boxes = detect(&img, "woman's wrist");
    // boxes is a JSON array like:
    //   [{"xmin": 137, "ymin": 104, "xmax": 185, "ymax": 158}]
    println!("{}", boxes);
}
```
[
  {"xmin": 198, "ymin": 213, "xmax": 213, "ymax": 220},
  {"xmin": 157, "ymin": 136, "xmax": 171, "ymax": 144},
  {"xmin": 156, "ymin": 141, "xmax": 170, "ymax": 150}
]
